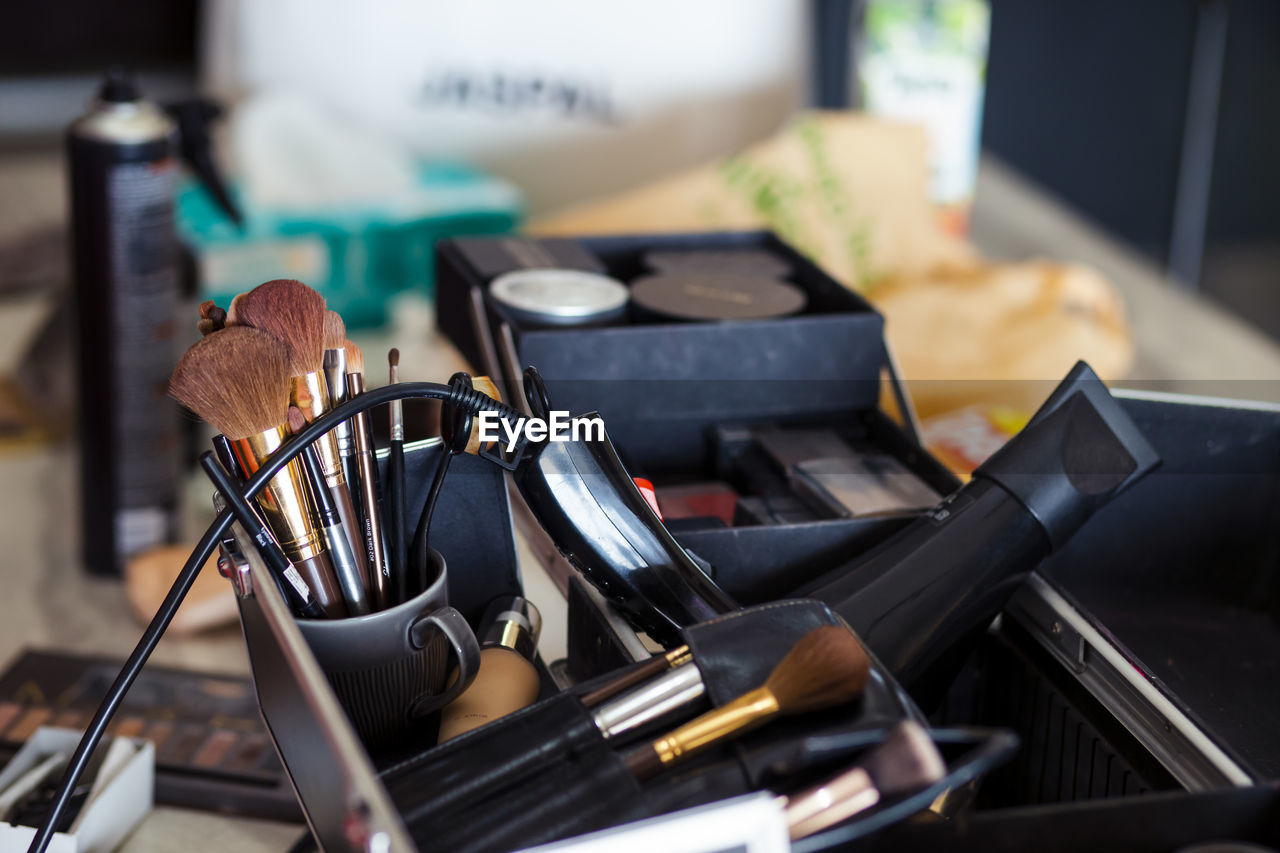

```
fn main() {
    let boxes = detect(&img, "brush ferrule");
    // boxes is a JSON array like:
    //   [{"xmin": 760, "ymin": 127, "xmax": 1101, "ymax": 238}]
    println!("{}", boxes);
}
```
[
  {"xmin": 664, "ymin": 645, "xmax": 693, "ymax": 667},
  {"xmin": 389, "ymin": 366, "xmax": 403, "ymax": 442},
  {"xmin": 323, "ymin": 349, "xmax": 355, "ymax": 457},
  {"xmin": 650, "ymin": 687, "xmax": 779, "ymax": 768},
  {"xmin": 233, "ymin": 429, "xmax": 327, "ymax": 563},
  {"xmin": 784, "ymin": 768, "xmax": 879, "ymax": 840},
  {"xmin": 291, "ymin": 372, "xmax": 345, "ymax": 485},
  {"xmin": 323, "ymin": 349, "xmax": 348, "ymax": 403}
]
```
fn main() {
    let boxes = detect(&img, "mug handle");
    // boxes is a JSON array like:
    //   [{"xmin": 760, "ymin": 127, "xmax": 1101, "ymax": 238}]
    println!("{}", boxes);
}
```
[{"xmin": 407, "ymin": 606, "xmax": 481, "ymax": 717}]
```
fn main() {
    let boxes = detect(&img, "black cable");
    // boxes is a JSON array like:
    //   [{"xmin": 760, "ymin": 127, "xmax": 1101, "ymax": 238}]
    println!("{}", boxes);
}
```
[
  {"xmin": 29, "ymin": 380, "xmax": 513, "ymax": 853},
  {"xmin": 411, "ymin": 449, "xmax": 452, "ymax": 590},
  {"xmin": 409, "ymin": 373, "xmax": 473, "ymax": 588}
]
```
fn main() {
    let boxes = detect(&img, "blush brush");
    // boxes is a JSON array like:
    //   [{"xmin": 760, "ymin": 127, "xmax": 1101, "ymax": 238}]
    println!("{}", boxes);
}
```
[
  {"xmin": 623, "ymin": 626, "xmax": 871, "ymax": 781},
  {"xmin": 232, "ymin": 280, "xmax": 370, "ymax": 605}
]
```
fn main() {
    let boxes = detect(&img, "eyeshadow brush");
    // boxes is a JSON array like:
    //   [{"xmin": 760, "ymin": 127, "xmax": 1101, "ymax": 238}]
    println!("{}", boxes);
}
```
[
  {"xmin": 387, "ymin": 348, "xmax": 408, "ymax": 601},
  {"xmin": 197, "ymin": 300, "xmax": 226, "ymax": 337}
]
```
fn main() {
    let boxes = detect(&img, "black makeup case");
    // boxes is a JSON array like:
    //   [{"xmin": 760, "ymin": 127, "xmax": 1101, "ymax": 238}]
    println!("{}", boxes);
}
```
[
  {"xmin": 378, "ymin": 599, "xmax": 1017, "ymax": 853},
  {"xmin": 234, "ymin": 521, "xmax": 1012, "ymax": 853},
  {"xmin": 435, "ymin": 231, "xmax": 961, "ymax": 607}
]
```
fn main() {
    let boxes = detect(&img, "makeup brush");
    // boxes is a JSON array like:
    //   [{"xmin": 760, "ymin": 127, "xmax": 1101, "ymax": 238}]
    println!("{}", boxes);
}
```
[
  {"xmin": 346, "ymin": 341, "xmax": 390, "ymax": 608},
  {"xmin": 387, "ymin": 347, "xmax": 408, "ymax": 602},
  {"xmin": 591, "ymin": 658, "xmax": 706, "ymax": 741},
  {"xmin": 623, "ymin": 626, "xmax": 871, "ymax": 781},
  {"xmin": 320, "ymin": 310, "xmax": 370, "ymax": 594},
  {"xmin": 233, "ymin": 281, "xmax": 369, "ymax": 602},
  {"xmin": 289, "ymin": 407, "xmax": 369, "ymax": 615},
  {"xmin": 581, "ymin": 645, "xmax": 693, "ymax": 708},
  {"xmin": 321, "ymin": 309, "xmax": 349, "ymax": 409},
  {"xmin": 169, "ymin": 326, "xmax": 346, "ymax": 617},
  {"xmin": 197, "ymin": 300, "xmax": 226, "ymax": 337},
  {"xmin": 783, "ymin": 721, "xmax": 946, "ymax": 840},
  {"xmin": 205, "ymin": 458, "xmax": 326, "ymax": 620}
]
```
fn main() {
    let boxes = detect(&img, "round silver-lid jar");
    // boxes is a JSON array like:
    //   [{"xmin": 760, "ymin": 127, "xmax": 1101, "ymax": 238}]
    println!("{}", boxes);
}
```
[{"xmin": 489, "ymin": 268, "xmax": 630, "ymax": 328}]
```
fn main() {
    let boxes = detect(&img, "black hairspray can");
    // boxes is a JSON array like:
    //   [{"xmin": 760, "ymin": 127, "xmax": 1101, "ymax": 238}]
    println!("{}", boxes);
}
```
[{"xmin": 67, "ymin": 69, "xmax": 181, "ymax": 574}]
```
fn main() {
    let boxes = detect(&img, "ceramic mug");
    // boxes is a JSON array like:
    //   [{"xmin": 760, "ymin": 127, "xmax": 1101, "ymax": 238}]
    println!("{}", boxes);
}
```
[{"xmin": 297, "ymin": 548, "xmax": 480, "ymax": 746}]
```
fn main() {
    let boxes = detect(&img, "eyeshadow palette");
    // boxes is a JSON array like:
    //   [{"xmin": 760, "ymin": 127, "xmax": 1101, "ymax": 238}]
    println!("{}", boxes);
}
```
[{"xmin": 0, "ymin": 650, "xmax": 301, "ymax": 822}]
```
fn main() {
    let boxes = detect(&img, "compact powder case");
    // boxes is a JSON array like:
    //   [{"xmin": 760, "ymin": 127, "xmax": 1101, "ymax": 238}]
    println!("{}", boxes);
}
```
[
  {"xmin": 629, "ymin": 273, "xmax": 809, "ymax": 322},
  {"xmin": 489, "ymin": 268, "xmax": 630, "ymax": 327},
  {"xmin": 643, "ymin": 248, "xmax": 793, "ymax": 280}
]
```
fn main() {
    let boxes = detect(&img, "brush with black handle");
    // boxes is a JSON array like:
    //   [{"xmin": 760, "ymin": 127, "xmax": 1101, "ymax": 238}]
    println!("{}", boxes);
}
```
[{"xmin": 387, "ymin": 348, "xmax": 408, "ymax": 603}]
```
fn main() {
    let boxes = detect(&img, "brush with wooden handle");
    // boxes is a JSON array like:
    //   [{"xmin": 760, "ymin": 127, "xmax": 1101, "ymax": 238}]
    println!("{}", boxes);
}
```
[
  {"xmin": 623, "ymin": 625, "xmax": 871, "ymax": 781},
  {"xmin": 169, "ymin": 326, "xmax": 346, "ymax": 616},
  {"xmin": 346, "ymin": 341, "xmax": 391, "ymax": 609},
  {"xmin": 580, "ymin": 645, "xmax": 693, "ymax": 708}
]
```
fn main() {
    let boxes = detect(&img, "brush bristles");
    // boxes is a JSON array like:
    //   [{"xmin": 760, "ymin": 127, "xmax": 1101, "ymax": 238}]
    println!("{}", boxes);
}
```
[
  {"xmin": 344, "ymin": 340, "xmax": 364, "ymax": 374},
  {"xmin": 169, "ymin": 326, "xmax": 293, "ymax": 439},
  {"xmin": 388, "ymin": 347, "xmax": 400, "ymax": 369},
  {"xmin": 230, "ymin": 279, "xmax": 327, "ymax": 375},
  {"xmin": 286, "ymin": 405, "xmax": 307, "ymax": 435},
  {"xmin": 226, "ymin": 292, "xmax": 247, "ymax": 326},
  {"xmin": 861, "ymin": 721, "xmax": 946, "ymax": 795},
  {"xmin": 323, "ymin": 310, "xmax": 346, "ymax": 352},
  {"xmin": 766, "ymin": 625, "xmax": 871, "ymax": 714},
  {"xmin": 197, "ymin": 300, "xmax": 227, "ymax": 337}
]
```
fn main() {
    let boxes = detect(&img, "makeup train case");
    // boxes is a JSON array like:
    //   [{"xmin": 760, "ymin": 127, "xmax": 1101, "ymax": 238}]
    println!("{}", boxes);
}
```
[{"xmin": 231, "ymin": 502, "xmax": 1011, "ymax": 853}]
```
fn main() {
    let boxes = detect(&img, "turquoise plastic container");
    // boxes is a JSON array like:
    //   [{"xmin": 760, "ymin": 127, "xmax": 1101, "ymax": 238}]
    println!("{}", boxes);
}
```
[{"xmin": 176, "ymin": 162, "xmax": 522, "ymax": 328}]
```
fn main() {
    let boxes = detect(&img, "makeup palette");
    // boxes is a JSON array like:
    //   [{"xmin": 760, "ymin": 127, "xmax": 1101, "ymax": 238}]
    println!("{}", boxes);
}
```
[{"xmin": 0, "ymin": 651, "xmax": 300, "ymax": 822}]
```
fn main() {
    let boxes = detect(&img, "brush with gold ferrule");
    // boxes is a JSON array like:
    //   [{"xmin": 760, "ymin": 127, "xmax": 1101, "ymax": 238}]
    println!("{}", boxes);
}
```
[
  {"xmin": 580, "ymin": 645, "xmax": 693, "ymax": 708},
  {"xmin": 170, "ymin": 325, "xmax": 346, "ymax": 617},
  {"xmin": 345, "ymin": 341, "xmax": 391, "ymax": 609},
  {"xmin": 231, "ymin": 280, "xmax": 370, "ymax": 603},
  {"xmin": 623, "ymin": 626, "xmax": 871, "ymax": 781}
]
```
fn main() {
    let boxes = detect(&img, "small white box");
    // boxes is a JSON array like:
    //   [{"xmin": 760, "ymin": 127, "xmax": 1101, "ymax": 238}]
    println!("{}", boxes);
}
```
[{"xmin": 0, "ymin": 727, "xmax": 154, "ymax": 853}]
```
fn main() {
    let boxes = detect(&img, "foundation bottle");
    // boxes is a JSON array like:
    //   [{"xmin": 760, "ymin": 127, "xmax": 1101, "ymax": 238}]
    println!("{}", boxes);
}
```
[{"xmin": 438, "ymin": 596, "xmax": 542, "ymax": 741}]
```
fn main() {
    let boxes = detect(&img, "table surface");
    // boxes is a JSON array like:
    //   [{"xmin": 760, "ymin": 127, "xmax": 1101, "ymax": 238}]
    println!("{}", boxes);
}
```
[{"xmin": 0, "ymin": 152, "xmax": 1278, "ymax": 851}]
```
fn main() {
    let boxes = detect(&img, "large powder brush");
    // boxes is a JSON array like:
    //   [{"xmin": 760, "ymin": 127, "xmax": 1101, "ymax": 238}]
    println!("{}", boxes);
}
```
[
  {"xmin": 226, "ymin": 279, "xmax": 326, "ymax": 375},
  {"xmin": 169, "ymin": 326, "xmax": 346, "ymax": 616},
  {"xmin": 624, "ymin": 625, "xmax": 872, "ymax": 781}
]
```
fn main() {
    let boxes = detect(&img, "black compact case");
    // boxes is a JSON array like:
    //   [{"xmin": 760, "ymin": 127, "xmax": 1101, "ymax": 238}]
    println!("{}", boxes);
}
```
[{"xmin": 435, "ymin": 231, "xmax": 960, "ymax": 604}]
